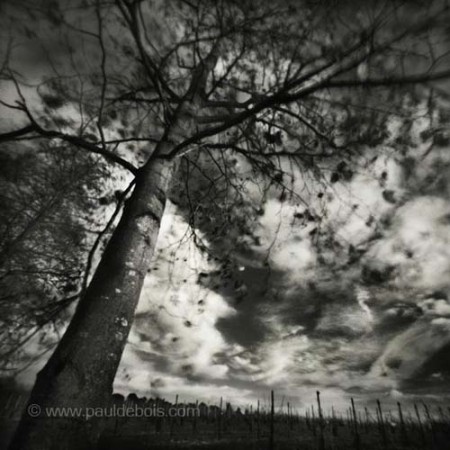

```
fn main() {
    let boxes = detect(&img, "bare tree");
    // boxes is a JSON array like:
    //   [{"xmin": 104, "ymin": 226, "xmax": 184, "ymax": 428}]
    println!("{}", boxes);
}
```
[{"xmin": 0, "ymin": 0, "xmax": 449, "ymax": 448}]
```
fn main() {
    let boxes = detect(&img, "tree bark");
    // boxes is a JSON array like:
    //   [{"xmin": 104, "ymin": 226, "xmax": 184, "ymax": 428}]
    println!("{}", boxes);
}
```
[{"xmin": 9, "ymin": 154, "xmax": 175, "ymax": 450}]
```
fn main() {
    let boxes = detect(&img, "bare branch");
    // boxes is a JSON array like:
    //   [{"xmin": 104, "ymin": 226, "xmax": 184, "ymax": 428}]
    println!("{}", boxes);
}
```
[
  {"xmin": 322, "ymin": 68, "xmax": 450, "ymax": 90},
  {"xmin": 0, "ymin": 121, "xmax": 138, "ymax": 175},
  {"xmin": 0, "ymin": 125, "xmax": 36, "ymax": 143}
]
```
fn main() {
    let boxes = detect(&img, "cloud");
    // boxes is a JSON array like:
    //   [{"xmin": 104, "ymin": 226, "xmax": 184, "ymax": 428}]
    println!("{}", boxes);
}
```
[
  {"xmin": 116, "ymin": 202, "xmax": 238, "ymax": 391},
  {"xmin": 115, "ymin": 345, "xmax": 254, "ymax": 404},
  {"xmin": 364, "ymin": 196, "xmax": 450, "ymax": 291},
  {"xmin": 316, "ymin": 302, "xmax": 373, "ymax": 336},
  {"xmin": 370, "ymin": 318, "xmax": 450, "ymax": 381}
]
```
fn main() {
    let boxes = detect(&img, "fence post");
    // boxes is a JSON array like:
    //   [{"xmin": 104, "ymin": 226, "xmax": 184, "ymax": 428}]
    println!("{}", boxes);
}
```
[
  {"xmin": 397, "ymin": 401, "xmax": 408, "ymax": 445},
  {"xmin": 414, "ymin": 403, "xmax": 426, "ymax": 448},
  {"xmin": 311, "ymin": 405, "xmax": 317, "ymax": 436},
  {"xmin": 377, "ymin": 399, "xmax": 387, "ymax": 449},
  {"xmin": 192, "ymin": 399, "xmax": 198, "ymax": 435},
  {"xmin": 364, "ymin": 407, "xmax": 370, "ymax": 433},
  {"xmin": 257, "ymin": 399, "xmax": 261, "ymax": 439},
  {"xmin": 269, "ymin": 390, "xmax": 275, "ymax": 450},
  {"xmin": 331, "ymin": 406, "xmax": 338, "ymax": 437},
  {"xmin": 170, "ymin": 394, "xmax": 178, "ymax": 437},
  {"xmin": 351, "ymin": 398, "xmax": 361, "ymax": 450},
  {"xmin": 316, "ymin": 391, "xmax": 325, "ymax": 450},
  {"xmin": 217, "ymin": 397, "xmax": 223, "ymax": 440},
  {"xmin": 423, "ymin": 402, "xmax": 435, "ymax": 447}
]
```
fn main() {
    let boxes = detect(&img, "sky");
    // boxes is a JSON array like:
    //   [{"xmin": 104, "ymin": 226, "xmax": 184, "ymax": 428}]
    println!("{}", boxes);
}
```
[
  {"xmin": 2, "ymin": 0, "xmax": 450, "ymax": 417},
  {"xmin": 6, "ymin": 97, "xmax": 450, "ymax": 415},
  {"xmin": 105, "ymin": 103, "xmax": 450, "ymax": 414}
]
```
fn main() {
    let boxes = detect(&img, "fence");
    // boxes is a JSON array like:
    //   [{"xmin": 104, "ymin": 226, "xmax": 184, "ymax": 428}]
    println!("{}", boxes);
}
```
[{"xmin": 1, "ymin": 390, "xmax": 450, "ymax": 449}]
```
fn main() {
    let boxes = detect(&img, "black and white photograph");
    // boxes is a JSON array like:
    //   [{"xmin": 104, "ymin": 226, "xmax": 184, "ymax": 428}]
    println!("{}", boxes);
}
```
[{"xmin": 1, "ymin": 1, "xmax": 450, "ymax": 449}]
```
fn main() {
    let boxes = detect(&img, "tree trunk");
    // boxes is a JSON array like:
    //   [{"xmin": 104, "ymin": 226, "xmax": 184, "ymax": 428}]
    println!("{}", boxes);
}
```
[
  {"xmin": 9, "ymin": 33, "xmax": 219, "ymax": 448},
  {"xmin": 9, "ymin": 154, "xmax": 175, "ymax": 450}
]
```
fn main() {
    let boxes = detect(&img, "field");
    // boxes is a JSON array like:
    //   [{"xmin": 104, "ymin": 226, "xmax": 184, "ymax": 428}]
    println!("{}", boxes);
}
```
[{"xmin": 2, "ymin": 390, "xmax": 450, "ymax": 449}]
